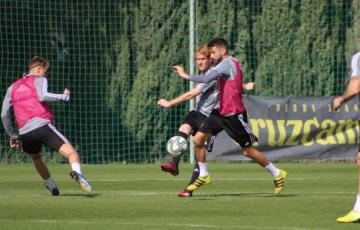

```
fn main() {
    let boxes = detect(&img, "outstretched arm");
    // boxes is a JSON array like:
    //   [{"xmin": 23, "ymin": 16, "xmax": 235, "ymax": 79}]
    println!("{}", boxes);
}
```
[
  {"xmin": 35, "ymin": 77, "xmax": 70, "ymax": 102},
  {"xmin": 173, "ymin": 65, "xmax": 219, "ymax": 83},
  {"xmin": 1, "ymin": 86, "xmax": 18, "ymax": 140},
  {"xmin": 158, "ymin": 87, "xmax": 201, "ymax": 108},
  {"xmin": 333, "ymin": 78, "xmax": 360, "ymax": 110}
]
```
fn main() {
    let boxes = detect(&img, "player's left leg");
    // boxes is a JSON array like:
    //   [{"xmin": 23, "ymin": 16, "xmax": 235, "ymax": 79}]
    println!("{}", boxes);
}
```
[
  {"xmin": 184, "ymin": 113, "xmax": 223, "ymax": 193},
  {"xmin": 178, "ymin": 162, "xmax": 199, "ymax": 197},
  {"xmin": 30, "ymin": 153, "xmax": 60, "ymax": 196},
  {"xmin": 224, "ymin": 112, "xmax": 287, "ymax": 195},
  {"xmin": 178, "ymin": 136, "xmax": 217, "ymax": 197},
  {"xmin": 337, "ymin": 151, "xmax": 360, "ymax": 223},
  {"xmin": 178, "ymin": 153, "xmax": 202, "ymax": 197},
  {"xmin": 21, "ymin": 128, "xmax": 60, "ymax": 196},
  {"xmin": 186, "ymin": 131, "xmax": 212, "ymax": 192},
  {"xmin": 242, "ymin": 147, "xmax": 287, "ymax": 195},
  {"xmin": 31, "ymin": 153, "xmax": 50, "ymax": 180}
]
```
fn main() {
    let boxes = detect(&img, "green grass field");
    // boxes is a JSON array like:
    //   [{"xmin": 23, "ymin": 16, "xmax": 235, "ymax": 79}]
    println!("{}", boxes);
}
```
[{"xmin": 0, "ymin": 162, "xmax": 359, "ymax": 230}]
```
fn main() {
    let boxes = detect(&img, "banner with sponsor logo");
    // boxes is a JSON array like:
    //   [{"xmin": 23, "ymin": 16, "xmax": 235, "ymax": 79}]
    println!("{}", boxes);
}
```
[{"xmin": 208, "ymin": 95, "xmax": 359, "ymax": 161}]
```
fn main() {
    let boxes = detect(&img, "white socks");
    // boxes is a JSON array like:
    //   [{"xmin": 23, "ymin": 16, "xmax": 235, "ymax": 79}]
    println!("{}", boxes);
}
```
[
  {"xmin": 353, "ymin": 194, "xmax": 360, "ymax": 212},
  {"xmin": 198, "ymin": 162, "xmax": 209, "ymax": 177},
  {"xmin": 71, "ymin": 162, "xmax": 82, "ymax": 174},
  {"xmin": 265, "ymin": 162, "xmax": 280, "ymax": 177}
]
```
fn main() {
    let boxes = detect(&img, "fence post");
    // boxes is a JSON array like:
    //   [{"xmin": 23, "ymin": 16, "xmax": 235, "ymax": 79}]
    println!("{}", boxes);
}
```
[{"xmin": 189, "ymin": 0, "xmax": 195, "ymax": 164}]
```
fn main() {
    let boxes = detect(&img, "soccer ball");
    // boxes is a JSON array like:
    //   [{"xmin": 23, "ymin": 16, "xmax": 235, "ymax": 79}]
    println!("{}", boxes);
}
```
[{"xmin": 166, "ymin": 136, "xmax": 188, "ymax": 156}]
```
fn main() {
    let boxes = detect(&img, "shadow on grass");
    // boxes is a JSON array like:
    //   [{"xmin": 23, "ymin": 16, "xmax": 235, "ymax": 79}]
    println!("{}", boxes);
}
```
[{"xmin": 60, "ymin": 193, "xmax": 100, "ymax": 198}]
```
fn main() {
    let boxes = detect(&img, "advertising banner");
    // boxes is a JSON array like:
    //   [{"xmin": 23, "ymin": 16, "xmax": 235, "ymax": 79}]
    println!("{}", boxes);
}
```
[{"xmin": 208, "ymin": 95, "xmax": 359, "ymax": 161}]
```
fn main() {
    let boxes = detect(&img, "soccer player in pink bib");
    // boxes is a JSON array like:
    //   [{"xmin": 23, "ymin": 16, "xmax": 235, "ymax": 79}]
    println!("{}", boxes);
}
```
[
  {"xmin": 173, "ymin": 38, "xmax": 287, "ymax": 195},
  {"xmin": 1, "ymin": 56, "xmax": 92, "ymax": 195}
]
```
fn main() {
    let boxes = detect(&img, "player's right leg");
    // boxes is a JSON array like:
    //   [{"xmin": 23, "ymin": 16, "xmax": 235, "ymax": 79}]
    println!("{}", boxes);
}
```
[
  {"xmin": 58, "ymin": 143, "xmax": 93, "ymax": 192},
  {"xmin": 161, "ymin": 113, "xmax": 195, "ymax": 176},
  {"xmin": 337, "ymin": 151, "xmax": 360, "ymax": 223},
  {"xmin": 160, "ymin": 126, "xmax": 191, "ymax": 176},
  {"xmin": 42, "ymin": 123, "xmax": 92, "ymax": 192}
]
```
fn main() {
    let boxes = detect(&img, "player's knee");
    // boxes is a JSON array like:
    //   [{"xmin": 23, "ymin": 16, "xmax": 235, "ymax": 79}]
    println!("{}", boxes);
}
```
[
  {"xmin": 59, "ymin": 143, "xmax": 79, "ymax": 159},
  {"xmin": 68, "ymin": 150, "xmax": 79, "ymax": 157},
  {"xmin": 242, "ymin": 147, "xmax": 251, "ymax": 156},
  {"xmin": 242, "ymin": 146, "xmax": 259, "ymax": 157},
  {"xmin": 193, "ymin": 136, "xmax": 205, "ymax": 148},
  {"xmin": 66, "ymin": 148, "xmax": 79, "ymax": 159}
]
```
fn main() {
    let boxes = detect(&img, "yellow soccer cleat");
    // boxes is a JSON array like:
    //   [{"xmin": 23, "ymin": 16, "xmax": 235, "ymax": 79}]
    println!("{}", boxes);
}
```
[
  {"xmin": 186, "ymin": 175, "xmax": 211, "ymax": 192},
  {"xmin": 337, "ymin": 210, "xmax": 360, "ymax": 223},
  {"xmin": 274, "ymin": 169, "xmax": 287, "ymax": 195}
]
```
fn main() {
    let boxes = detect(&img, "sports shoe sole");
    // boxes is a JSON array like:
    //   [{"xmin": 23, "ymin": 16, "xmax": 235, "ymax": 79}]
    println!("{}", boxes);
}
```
[
  {"xmin": 160, "ymin": 164, "xmax": 179, "ymax": 176},
  {"xmin": 70, "ymin": 171, "xmax": 93, "ymax": 192}
]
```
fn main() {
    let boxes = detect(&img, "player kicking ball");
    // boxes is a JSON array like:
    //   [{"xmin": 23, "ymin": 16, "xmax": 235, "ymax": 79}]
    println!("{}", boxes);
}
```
[
  {"xmin": 173, "ymin": 38, "xmax": 287, "ymax": 196},
  {"xmin": 158, "ymin": 45, "xmax": 217, "ymax": 197},
  {"xmin": 1, "ymin": 56, "xmax": 92, "ymax": 195},
  {"xmin": 158, "ymin": 44, "xmax": 255, "ymax": 197}
]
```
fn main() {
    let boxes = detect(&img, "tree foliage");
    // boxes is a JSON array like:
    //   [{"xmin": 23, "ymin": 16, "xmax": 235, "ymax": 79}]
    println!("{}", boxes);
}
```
[{"xmin": 0, "ymin": 0, "xmax": 359, "ymax": 162}]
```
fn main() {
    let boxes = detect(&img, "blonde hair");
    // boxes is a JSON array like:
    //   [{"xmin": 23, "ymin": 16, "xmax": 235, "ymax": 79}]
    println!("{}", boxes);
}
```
[{"xmin": 195, "ymin": 44, "xmax": 210, "ymax": 58}]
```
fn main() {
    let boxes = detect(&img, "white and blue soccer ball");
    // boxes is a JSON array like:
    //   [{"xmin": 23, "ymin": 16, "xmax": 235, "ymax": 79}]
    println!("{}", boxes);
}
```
[{"xmin": 166, "ymin": 136, "xmax": 188, "ymax": 156}]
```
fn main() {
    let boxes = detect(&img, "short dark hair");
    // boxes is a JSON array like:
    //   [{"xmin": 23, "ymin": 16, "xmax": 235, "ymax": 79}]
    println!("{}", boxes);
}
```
[
  {"xmin": 28, "ymin": 56, "xmax": 49, "ymax": 72},
  {"xmin": 207, "ymin": 38, "xmax": 229, "ymax": 54}
]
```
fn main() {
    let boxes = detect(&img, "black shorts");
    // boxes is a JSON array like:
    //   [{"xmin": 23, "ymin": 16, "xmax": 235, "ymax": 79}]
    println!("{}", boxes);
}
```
[
  {"xmin": 182, "ymin": 110, "xmax": 215, "ymax": 152},
  {"xmin": 181, "ymin": 110, "xmax": 207, "ymax": 135},
  {"xmin": 20, "ymin": 124, "xmax": 69, "ymax": 155},
  {"xmin": 199, "ymin": 109, "xmax": 258, "ymax": 148}
]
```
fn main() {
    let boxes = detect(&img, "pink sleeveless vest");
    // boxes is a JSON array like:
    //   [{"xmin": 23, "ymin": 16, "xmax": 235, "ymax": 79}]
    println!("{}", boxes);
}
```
[
  {"xmin": 11, "ymin": 76, "xmax": 52, "ymax": 128},
  {"xmin": 218, "ymin": 58, "xmax": 245, "ymax": 115}
]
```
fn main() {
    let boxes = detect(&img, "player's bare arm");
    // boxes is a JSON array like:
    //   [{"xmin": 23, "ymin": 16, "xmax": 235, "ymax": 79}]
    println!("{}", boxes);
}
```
[
  {"xmin": 157, "ymin": 87, "xmax": 201, "ymax": 108},
  {"xmin": 333, "ymin": 77, "xmax": 360, "ymax": 110}
]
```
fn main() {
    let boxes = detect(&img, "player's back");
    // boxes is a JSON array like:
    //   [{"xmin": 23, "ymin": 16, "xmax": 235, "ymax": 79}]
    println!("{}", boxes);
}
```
[{"xmin": 11, "ymin": 75, "xmax": 52, "ymax": 130}]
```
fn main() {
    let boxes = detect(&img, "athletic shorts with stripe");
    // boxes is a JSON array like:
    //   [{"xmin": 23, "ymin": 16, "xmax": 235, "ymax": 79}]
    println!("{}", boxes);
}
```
[
  {"xmin": 181, "ymin": 110, "xmax": 207, "ymax": 135},
  {"xmin": 199, "ymin": 109, "xmax": 258, "ymax": 148},
  {"xmin": 20, "ymin": 124, "xmax": 69, "ymax": 154}
]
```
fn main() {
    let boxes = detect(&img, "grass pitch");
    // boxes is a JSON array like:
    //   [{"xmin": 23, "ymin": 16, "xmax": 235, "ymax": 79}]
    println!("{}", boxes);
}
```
[{"xmin": 0, "ymin": 162, "xmax": 359, "ymax": 230}]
